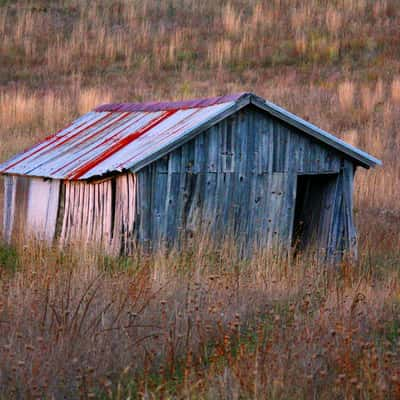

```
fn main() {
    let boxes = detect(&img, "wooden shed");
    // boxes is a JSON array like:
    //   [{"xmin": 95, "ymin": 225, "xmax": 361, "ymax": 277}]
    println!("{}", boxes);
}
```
[{"xmin": 0, "ymin": 93, "xmax": 381, "ymax": 258}]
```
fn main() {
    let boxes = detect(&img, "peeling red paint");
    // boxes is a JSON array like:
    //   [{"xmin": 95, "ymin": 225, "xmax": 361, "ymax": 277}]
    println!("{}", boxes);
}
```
[
  {"xmin": 116, "ymin": 108, "xmax": 203, "ymax": 169},
  {"xmin": 49, "ymin": 111, "xmax": 136, "ymax": 176},
  {"xmin": 68, "ymin": 110, "xmax": 178, "ymax": 180},
  {"xmin": 0, "ymin": 94, "xmax": 242, "ymax": 180},
  {"xmin": 1, "ymin": 112, "xmax": 112, "ymax": 173}
]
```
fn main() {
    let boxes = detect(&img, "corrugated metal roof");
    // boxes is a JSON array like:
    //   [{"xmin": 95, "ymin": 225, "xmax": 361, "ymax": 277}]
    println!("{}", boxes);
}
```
[{"xmin": 0, "ymin": 92, "xmax": 380, "ymax": 180}]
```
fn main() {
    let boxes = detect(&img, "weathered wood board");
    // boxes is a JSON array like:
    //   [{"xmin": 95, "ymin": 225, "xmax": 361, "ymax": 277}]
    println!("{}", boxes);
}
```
[
  {"xmin": 2, "ymin": 175, "xmax": 16, "ymax": 243},
  {"xmin": 58, "ymin": 174, "xmax": 137, "ymax": 253},
  {"xmin": 134, "ymin": 105, "xmax": 357, "ymax": 258}
]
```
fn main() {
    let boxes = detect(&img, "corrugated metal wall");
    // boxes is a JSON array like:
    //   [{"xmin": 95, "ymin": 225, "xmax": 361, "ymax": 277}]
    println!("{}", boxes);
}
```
[
  {"xmin": 2, "ymin": 173, "xmax": 137, "ymax": 255},
  {"xmin": 3, "ymin": 176, "xmax": 59, "ymax": 242}
]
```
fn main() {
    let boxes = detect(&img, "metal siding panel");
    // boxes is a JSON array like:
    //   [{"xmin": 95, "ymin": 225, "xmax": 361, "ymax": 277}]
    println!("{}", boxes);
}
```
[
  {"xmin": 13, "ymin": 177, "xmax": 30, "ymax": 241},
  {"xmin": 26, "ymin": 178, "xmax": 60, "ymax": 242}
]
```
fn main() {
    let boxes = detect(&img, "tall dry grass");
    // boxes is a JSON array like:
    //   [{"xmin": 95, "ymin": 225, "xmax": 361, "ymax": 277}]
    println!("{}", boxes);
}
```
[
  {"xmin": 0, "ymin": 0, "xmax": 400, "ymax": 398},
  {"xmin": 0, "ymin": 238, "xmax": 398, "ymax": 399},
  {"xmin": 0, "ymin": 84, "xmax": 111, "ymax": 161}
]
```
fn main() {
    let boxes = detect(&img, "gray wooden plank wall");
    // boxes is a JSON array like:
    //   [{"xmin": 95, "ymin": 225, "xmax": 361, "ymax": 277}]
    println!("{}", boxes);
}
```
[
  {"xmin": 2, "ymin": 175, "xmax": 16, "ymax": 243},
  {"xmin": 134, "ymin": 105, "xmax": 356, "ymax": 257}
]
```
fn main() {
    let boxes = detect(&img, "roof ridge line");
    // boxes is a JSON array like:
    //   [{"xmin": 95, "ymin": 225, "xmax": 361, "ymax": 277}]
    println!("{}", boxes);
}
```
[{"xmin": 94, "ymin": 92, "xmax": 251, "ymax": 113}]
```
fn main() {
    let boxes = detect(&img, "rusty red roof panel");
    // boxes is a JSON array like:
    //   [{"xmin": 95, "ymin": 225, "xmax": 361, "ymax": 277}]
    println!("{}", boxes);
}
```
[{"xmin": 0, "ymin": 94, "xmax": 246, "ymax": 180}]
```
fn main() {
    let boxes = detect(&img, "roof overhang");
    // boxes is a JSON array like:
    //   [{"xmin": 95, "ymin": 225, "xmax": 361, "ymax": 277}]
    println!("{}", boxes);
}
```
[
  {"xmin": 131, "ymin": 92, "xmax": 381, "ymax": 172},
  {"xmin": 248, "ymin": 94, "xmax": 381, "ymax": 169},
  {"xmin": 0, "ymin": 92, "xmax": 381, "ymax": 180}
]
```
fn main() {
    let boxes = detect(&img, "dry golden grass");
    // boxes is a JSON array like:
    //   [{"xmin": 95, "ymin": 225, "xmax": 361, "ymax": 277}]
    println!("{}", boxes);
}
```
[
  {"xmin": 0, "ymin": 84, "xmax": 112, "ymax": 161},
  {"xmin": 392, "ymin": 77, "xmax": 400, "ymax": 103},
  {"xmin": 0, "ymin": 0, "xmax": 399, "ymax": 398},
  {"xmin": 0, "ymin": 238, "xmax": 399, "ymax": 399},
  {"xmin": 338, "ymin": 80, "xmax": 355, "ymax": 111}
]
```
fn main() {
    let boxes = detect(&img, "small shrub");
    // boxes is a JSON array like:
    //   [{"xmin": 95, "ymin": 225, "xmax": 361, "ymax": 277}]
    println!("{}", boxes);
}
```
[{"xmin": 0, "ymin": 241, "xmax": 18, "ymax": 273}]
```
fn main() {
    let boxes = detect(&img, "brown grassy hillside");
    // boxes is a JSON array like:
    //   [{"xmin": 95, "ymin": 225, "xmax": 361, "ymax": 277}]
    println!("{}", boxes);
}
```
[{"xmin": 0, "ymin": 1, "xmax": 399, "ymax": 398}]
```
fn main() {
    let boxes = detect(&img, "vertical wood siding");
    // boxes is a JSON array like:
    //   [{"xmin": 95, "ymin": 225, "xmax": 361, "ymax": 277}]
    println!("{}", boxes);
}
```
[
  {"xmin": 57, "ymin": 173, "xmax": 137, "ymax": 253},
  {"xmin": 59, "ymin": 179, "xmax": 113, "ymax": 248},
  {"xmin": 135, "ymin": 105, "xmax": 357, "ymax": 258},
  {"xmin": 3, "ymin": 175, "xmax": 16, "ymax": 243},
  {"xmin": 111, "ymin": 173, "xmax": 137, "ymax": 254}
]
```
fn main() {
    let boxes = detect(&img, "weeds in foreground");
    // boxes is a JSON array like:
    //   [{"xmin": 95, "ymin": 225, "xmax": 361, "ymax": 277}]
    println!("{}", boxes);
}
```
[
  {"xmin": 0, "ymin": 236, "xmax": 398, "ymax": 399},
  {"xmin": 0, "ymin": 240, "xmax": 18, "ymax": 273}
]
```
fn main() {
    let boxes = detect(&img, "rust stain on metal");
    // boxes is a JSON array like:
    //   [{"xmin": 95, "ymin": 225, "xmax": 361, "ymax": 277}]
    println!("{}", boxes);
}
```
[
  {"xmin": 2, "ymin": 112, "xmax": 112, "ymax": 173},
  {"xmin": 50, "ymin": 111, "xmax": 134, "ymax": 176},
  {"xmin": 68, "ymin": 110, "xmax": 177, "ymax": 179},
  {"xmin": 0, "ymin": 94, "xmax": 246, "ymax": 180}
]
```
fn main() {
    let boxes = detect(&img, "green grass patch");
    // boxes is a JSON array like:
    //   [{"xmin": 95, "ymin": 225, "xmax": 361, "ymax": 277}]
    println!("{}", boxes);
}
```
[{"xmin": 0, "ymin": 241, "xmax": 19, "ymax": 273}]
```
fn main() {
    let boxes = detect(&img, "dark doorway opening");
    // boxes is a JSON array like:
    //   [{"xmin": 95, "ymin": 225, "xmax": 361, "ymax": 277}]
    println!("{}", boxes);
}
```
[{"xmin": 292, "ymin": 173, "xmax": 338, "ymax": 255}]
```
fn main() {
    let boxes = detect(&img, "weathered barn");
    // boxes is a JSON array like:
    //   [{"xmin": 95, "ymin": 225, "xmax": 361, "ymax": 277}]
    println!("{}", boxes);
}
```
[{"xmin": 0, "ymin": 93, "xmax": 381, "ymax": 258}]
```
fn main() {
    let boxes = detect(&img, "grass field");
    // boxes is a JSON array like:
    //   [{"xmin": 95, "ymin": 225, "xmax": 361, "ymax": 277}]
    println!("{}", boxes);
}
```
[{"xmin": 0, "ymin": 1, "xmax": 399, "ymax": 398}]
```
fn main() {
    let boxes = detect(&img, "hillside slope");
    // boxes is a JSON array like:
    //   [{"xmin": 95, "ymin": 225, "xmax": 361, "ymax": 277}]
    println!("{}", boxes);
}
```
[{"xmin": 0, "ymin": 1, "xmax": 399, "ymax": 399}]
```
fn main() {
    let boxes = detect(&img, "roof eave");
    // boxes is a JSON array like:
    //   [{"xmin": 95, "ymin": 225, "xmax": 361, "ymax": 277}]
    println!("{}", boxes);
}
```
[{"xmin": 249, "ymin": 94, "xmax": 382, "ymax": 169}]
